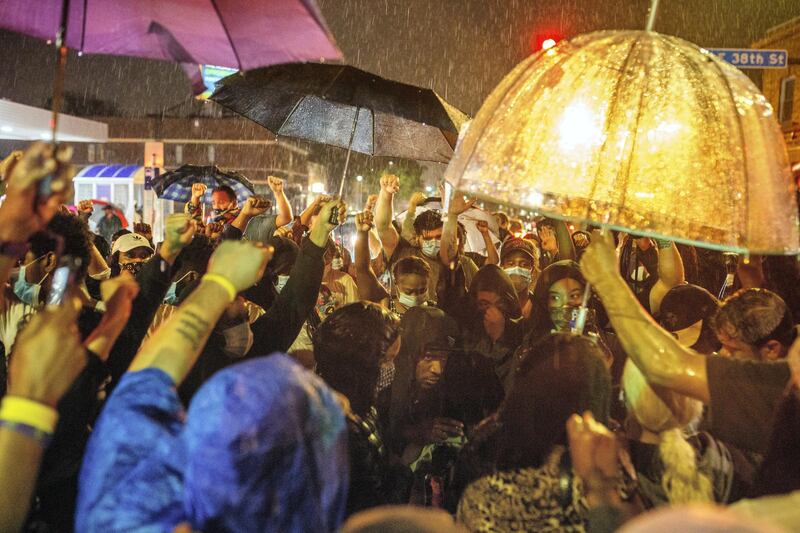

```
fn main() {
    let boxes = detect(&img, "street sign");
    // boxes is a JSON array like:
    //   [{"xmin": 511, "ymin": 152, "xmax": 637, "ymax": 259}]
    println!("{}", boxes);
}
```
[
  {"xmin": 144, "ymin": 166, "xmax": 159, "ymax": 191},
  {"xmin": 705, "ymin": 48, "xmax": 788, "ymax": 69}
]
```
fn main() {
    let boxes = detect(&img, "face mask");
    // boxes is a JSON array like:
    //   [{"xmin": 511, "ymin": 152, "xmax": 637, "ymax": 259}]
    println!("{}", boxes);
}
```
[
  {"xmin": 121, "ymin": 261, "xmax": 144, "ymax": 277},
  {"xmin": 221, "ymin": 321, "xmax": 254, "ymax": 359},
  {"xmin": 164, "ymin": 272, "xmax": 195, "ymax": 305},
  {"xmin": 331, "ymin": 258, "xmax": 344, "ymax": 270},
  {"xmin": 274, "ymin": 274, "xmax": 290, "ymax": 294},
  {"xmin": 398, "ymin": 291, "xmax": 426, "ymax": 308},
  {"xmin": 13, "ymin": 256, "xmax": 48, "ymax": 307},
  {"xmin": 504, "ymin": 266, "xmax": 532, "ymax": 283},
  {"xmin": 421, "ymin": 239, "xmax": 440, "ymax": 258},
  {"xmin": 90, "ymin": 267, "xmax": 112, "ymax": 281}
]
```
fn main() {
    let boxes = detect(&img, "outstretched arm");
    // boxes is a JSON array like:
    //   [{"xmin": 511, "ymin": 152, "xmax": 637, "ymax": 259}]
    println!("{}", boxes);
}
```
[
  {"xmin": 129, "ymin": 240, "xmax": 271, "ymax": 385},
  {"xmin": 374, "ymin": 174, "xmax": 401, "ymax": 258},
  {"xmin": 354, "ymin": 211, "xmax": 389, "ymax": 303},
  {"xmin": 267, "ymin": 176, "xmax": 293, "ymax": 227},
  {"xmin": 581, "ymin": 231, "xmax": 709, "ymax": 403},
  {"xmin": 648, "ymin": 240, "xmax": 685, "ymax": 316}
]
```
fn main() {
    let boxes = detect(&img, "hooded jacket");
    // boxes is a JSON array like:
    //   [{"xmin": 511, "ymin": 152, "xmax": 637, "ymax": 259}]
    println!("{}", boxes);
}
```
[{"xmin": 77, "ymin": 354, "xmax": 349, "ymax": 532}]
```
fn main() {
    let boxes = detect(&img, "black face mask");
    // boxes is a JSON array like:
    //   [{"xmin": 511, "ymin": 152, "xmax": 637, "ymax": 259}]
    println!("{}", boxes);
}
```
[{"xmin": 121, "ymin": 262, "xmax": 145, "ymax": 277}]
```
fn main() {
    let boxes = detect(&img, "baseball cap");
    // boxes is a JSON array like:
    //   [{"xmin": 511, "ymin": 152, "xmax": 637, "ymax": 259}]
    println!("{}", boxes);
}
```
[
  {"xmin": 658, "ymin": 284, "xmax": 720, "ymax": 332},
  {"xmin": 112, "ymin": 232, "xmax": 154, "ymax": 255},
  {"xmin": 500, "ymin": 238, "xmax": 537, "ymax": 262}
]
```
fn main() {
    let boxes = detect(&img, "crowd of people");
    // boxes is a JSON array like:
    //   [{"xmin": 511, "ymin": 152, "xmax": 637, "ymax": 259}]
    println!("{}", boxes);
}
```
[{"xmin": 0, "ymin": 142, "xmax": 799, "ymax": 532}]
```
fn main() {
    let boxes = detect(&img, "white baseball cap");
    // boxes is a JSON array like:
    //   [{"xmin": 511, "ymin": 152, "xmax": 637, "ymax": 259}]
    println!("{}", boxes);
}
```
[{"xmin": 112, "ymin": 233, "xmax": 154, "ymax": 255}]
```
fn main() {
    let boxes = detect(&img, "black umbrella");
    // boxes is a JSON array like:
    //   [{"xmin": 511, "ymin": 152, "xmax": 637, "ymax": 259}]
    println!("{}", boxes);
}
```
[
  {"xmin": 211, "ymin": 63, "xmax": 468, "ymax": 199},
  {"xmin": 151, "ymin": 164, "xmax": 255, "ymax": 204}
]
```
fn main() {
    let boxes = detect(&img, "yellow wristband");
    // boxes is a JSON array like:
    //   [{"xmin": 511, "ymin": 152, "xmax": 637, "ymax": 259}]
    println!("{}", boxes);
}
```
[
  {"xmin": 0, "ymin": 396, "xmax": 59, "ymax": 434},
  {"xmin": 202, "ymin": 274, "xmax": 237, "ymax": 302}
]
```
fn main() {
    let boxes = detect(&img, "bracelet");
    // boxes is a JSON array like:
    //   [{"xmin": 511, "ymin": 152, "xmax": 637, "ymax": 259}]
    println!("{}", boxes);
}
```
[
  {"xmin": 0, "ymin": 396, "xmax": 59, "ymax": 434},
  {"xmin": 654, "ymin": 238, "xmax": 673, "ymax": 249},
  {"xmin": 202, "ymin": 274, "xmax": 237, "ymax": 302},
  {"xmin": 0, "ymin": 420, "xmax": 53, "ymax": 447}
]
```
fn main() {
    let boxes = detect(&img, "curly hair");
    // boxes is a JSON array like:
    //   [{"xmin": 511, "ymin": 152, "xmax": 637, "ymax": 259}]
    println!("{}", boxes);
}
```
[
  {"xmin": 29, "ymin": 213, "xmax": 92, "ymax": 280},
  {"xmin": 622, "ymin": 360, "xmax": 712, "ymax": 504},
  {"xmin": 712, "ymin": 288, "xmax": 795, "ymax": 349},
  {"xmin": 413, "ymin": 210, "xmax": 443, "ymax": 235},
  {"xmin": 313, "ymin": 302, "xmax": 400, "ymax": 416}
]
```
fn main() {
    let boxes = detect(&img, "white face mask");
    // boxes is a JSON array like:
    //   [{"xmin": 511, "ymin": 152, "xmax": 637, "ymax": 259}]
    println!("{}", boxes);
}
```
[
  {"xmin": 331, "ymin": 258, "xmax": 344, "ymax": 270},
  {"xmin": 221, "ymin": 321, "xmax": 254, "ymax": 359},
  {"xmin": 398, "ymin": 291, "xmax": 426, "ymax": 308},
  {"xmin": 421, "ymin": 239, "xmax": 440, "ymax": 258},
  {"xmin": 89, "ymin": 267, "xmax": 112, "ymax": 281},
  {"xmin": 274, "ymin": 274, "xmax": 290, "ymax": 294},
  {"xmin": 504, "ymin": 266, "xmax": 532, "ymax": 283}
]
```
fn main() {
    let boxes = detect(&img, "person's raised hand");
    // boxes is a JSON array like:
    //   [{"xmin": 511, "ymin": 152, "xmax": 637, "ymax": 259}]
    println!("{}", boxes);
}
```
[
  {"xmin": 356, "ymin": 211, "xmax": 374, "ymax": 233},
  {"xmin": 207, "ymin": 240, "xmax": 273, "ymax": 293},
  {"xmin": 241, "ymin": 195, "xmax": 271, "ymax": 218},
  {"xmin": 312, "ymin": 197, "xmax": 347, "ymax": 232},
  {"xmin": 448, "ymin": 193, "xmax": 476, "ymax": 216},
  {"xmin": 476, "ymin": 220, "xmax": 490, "ymax": 235},
  {"xmin": 190, "ymin": 183, "xmax": 207, "ymax": 203},
  {"xmin": 409, "ymin": 191, "xmax": 427, "ymax": 209},
  {"xmin": 380, "ymin": 174, "xmax": 400, "ymax": 195},
  {"xmin": 566, "ymin": 411, "xmax": 620, "ymax": 500},
  {"xmin": 364, "ymin": 194, "xmax": 378, "ymax": 213},
  {"xmin": 161, "ymin": 213, "xmax": 196, "ymax": 263},
  {"xmin": 133, "ymin": 222, "xmax": 153, "ymax": 242},
  {"xmin": 8, "ymin": 301, "xmax": 86, "ymax": 407},
  {"xmin": 0, "ymin": 150, "xmax": 22, "ymax": 181},
  {"xmin": 267, "ymin": 175, "xmax": 284, "ymax": 194},
  {"xmin": 579, "ymin": 230, "xmax": 619, "ymax": 288},
  {"xmin": 538, "ymin": 225, "xmax": 557, "ymax": 254},
  {"xmin": 0, "ymin": 142, "xmax": 75, "ymax": 242},
  {"xmin": 77, "ymin": 199, "xmax": 94, "ymax": 219}
]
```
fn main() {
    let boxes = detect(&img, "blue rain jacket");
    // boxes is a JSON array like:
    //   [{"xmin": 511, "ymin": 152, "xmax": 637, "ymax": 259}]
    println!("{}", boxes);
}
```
[{"xmin": 76, "ymin": 354, "xmax": 349, "ymax": 532}]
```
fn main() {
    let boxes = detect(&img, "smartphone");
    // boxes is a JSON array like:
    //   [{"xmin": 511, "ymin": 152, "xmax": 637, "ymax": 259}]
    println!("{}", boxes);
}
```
[{"xmin": 47, "ymin": 256, "xmax": 83, "ymax": 306}]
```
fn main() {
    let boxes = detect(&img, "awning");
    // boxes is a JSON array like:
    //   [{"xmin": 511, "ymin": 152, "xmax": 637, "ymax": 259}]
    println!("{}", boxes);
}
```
[
  {"xmin": 75, "ymin": 164, "xmax": 140, "ymax": 178},
  {"xmin": 0, "ymin": 100, "xmax": 108, "ymax": 142}
]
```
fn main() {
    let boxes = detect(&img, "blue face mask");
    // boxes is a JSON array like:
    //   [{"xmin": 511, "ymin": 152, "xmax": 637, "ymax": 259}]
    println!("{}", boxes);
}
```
[
  {"xmin": 13, "ymin": 255, "xmax": 48, "ymax": 307},
  {"xmin": 164, "ymin": 272, "xmax": 195, "ymax": 305}
]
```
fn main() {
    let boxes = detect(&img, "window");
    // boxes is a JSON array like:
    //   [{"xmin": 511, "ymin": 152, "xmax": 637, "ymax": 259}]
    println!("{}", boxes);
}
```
[
  {"xmin": 76, "ymin": 183, "xmax": 93, "ymax": 201},
  {"xmin": 114, "ymin": 184, "xmax": 128, "ymax": 211},
  {"xmin": 207, "ymin": 145, "xmax": 215, "ymax": 163},
  {"xmin": 87, "ymin": 144, "xmax": 95, "ymax": 163},
  {"xmin": 779, "ymin": 76, "xmax": 795, "ymax": 125},
  {"xmin": 175, "ymin": 144, "xmax": 183, "ymax": 165}
]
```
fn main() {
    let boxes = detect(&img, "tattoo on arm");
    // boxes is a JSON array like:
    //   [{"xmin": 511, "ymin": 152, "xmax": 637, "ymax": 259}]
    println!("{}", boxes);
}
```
[{"xmin": 174, "ymin": 310, "xmax": 211, "ymax": 350}]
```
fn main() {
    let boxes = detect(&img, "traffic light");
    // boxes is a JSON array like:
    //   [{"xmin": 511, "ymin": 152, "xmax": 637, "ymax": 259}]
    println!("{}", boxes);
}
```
[{"xmin": 532, "ymin": 32, "xmax": 562, "ymax": 53}]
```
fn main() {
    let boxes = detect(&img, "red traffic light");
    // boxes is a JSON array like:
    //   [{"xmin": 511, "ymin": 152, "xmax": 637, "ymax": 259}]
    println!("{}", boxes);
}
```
[{"xmin": 532, "ymin": 32, "xmax": 562, "ymax": 52}]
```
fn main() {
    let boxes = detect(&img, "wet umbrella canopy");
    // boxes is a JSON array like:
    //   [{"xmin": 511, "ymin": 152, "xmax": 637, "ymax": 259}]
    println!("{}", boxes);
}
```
[
  {"xmin": 152, "ymin": 164, "xmax": 255, "ymax": 204},
  {"xmin": 445, "ymin": 30, "xmax": 800, "ymax": 255},
  {"xmin": 210, "ymin": 63, "xmax": 468, "ymax": 164},
  {"xmin": 0, "ymin": 0, "xmax": 341, "ymax": 69}
]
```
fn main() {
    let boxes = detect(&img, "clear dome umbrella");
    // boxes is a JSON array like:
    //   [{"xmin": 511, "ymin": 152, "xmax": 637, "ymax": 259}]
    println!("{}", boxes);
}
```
[{"xmin": 444, "ymin": 30, "xmax": 799, "ymax": 256}]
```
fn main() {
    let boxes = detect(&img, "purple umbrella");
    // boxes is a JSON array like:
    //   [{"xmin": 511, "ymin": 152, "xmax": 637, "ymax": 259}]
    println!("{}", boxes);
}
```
[{"xmin": 0, "ymin": 0, "xmax": 342, "ymax": 139}]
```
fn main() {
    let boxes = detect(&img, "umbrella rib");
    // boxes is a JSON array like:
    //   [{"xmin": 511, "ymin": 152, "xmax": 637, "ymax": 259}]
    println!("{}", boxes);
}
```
[
  {"xmin": 277, "ymin": 96, "xmax": 308, "ymax": 136},
  {"xmin": 209, "ymin": 0, "xmax": 243, "ymax": 71},
  {"xmin": 585, "ymin": 34, "xmax": 643, "ymax": 225},
  {"xmin": 80, "ymin": 0, "xmax": 88, "ymax": 51},
  {"xmin": 697, "ymin": 47, "xmax": 749, "ymax": 249}
]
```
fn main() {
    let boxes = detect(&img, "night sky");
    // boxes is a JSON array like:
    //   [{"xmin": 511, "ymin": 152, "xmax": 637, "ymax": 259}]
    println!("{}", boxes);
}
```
[{"xmin": 1, "ymin": 0, "xmax": 799, "ymax": 118}]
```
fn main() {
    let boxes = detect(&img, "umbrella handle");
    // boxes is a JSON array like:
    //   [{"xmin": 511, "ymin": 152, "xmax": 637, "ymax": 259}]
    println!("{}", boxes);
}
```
[{"xmin": 329, "ymin": 206, "xmax": 340, "ymax": 226}]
